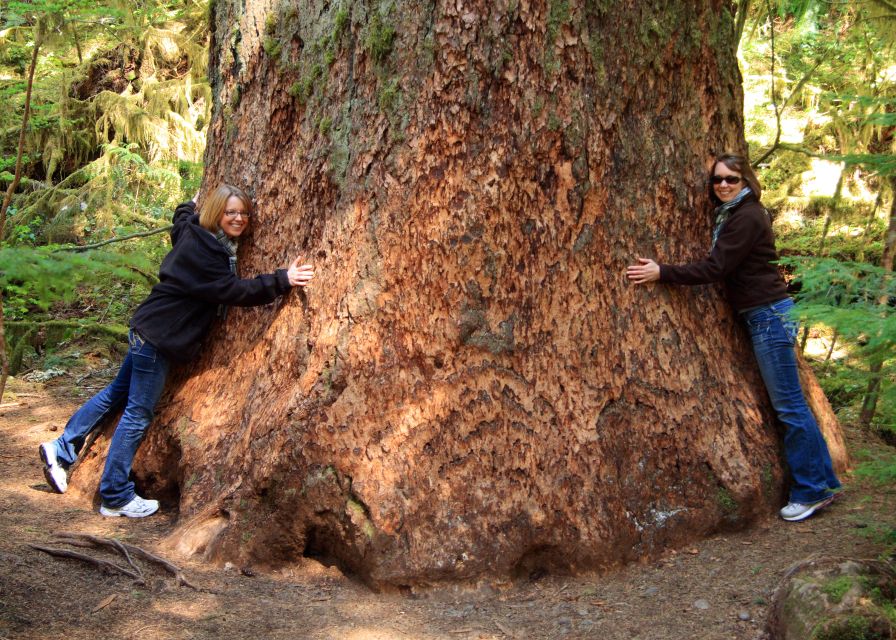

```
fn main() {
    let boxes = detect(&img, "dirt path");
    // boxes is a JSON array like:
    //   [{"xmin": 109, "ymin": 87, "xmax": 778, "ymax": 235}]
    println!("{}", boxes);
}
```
[{"xmin": 1, "ymin": 376, "xmax": 893, "ymax": 640}]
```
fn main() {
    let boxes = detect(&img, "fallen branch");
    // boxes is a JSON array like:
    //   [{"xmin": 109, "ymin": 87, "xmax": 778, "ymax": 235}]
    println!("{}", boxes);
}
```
[
  {"xmin": 55, "ymin": 532, "xmax": 199, "ymax": 590},
  {"xmin": 53, "ymin": 225, "xmax": 173, "ymax": 253},
  {"xmin": 29, "ymin": 544, "xmax": 143, "ymax": 583}
]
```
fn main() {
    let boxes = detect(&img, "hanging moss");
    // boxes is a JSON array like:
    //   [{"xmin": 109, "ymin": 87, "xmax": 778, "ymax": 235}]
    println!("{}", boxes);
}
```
[{"xmin": 365, "ymin": 9, "xmax": 396, "ymax": 64}]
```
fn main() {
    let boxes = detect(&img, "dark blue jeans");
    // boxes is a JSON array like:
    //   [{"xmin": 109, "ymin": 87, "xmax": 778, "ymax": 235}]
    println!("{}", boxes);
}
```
[
  {"xmin": 742, "ymin": 297, "xmax": 841, "ymax": 503},
  {"xmin": 51, "ymin": 329, "xmax": 170, "ymax": 507}
]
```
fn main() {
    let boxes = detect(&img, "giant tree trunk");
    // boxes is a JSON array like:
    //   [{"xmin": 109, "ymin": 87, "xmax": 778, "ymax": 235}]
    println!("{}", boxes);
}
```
[{"xmin": 74, "ymin": 0, "xmax": 848, "ymax": 587}]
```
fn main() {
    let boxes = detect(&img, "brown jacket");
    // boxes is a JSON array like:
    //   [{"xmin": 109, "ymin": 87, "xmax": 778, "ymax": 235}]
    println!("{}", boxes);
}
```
[{"xmin": 658, "ymin": 195, "xmax": 789, "ymax": 311}]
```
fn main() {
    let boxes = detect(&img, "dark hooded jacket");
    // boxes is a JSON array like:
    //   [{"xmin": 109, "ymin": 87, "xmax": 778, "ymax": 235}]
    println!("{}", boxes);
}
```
[{"xmin": 129, "ymin": 201, "xmax": 291, "ymax": 362}]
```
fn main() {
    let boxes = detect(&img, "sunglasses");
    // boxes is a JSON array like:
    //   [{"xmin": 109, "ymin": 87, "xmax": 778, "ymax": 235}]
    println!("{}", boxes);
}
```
[{"xmin": 712, "ymin": 175, "xmax": 743, "ymax": 185}]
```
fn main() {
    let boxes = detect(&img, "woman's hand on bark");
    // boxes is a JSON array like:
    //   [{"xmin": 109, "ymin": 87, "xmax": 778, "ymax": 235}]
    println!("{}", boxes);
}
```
[
  {"xmin": 626, "ymin": 258, "xmax": 660, "ymax": 284},
  {"xmin": 287, "ymin": 256, "xmax": 315, "ymax": 287}
]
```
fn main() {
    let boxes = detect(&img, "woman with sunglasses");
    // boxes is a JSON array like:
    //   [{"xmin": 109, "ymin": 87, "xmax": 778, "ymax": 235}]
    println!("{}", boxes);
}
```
[
  {"xmin": 626, "ymin": 153, "xmax": 840, "ymax": 522},
  {"xmin": 38, "ymin": 184, "xmax": 315, "ymax": 518}
]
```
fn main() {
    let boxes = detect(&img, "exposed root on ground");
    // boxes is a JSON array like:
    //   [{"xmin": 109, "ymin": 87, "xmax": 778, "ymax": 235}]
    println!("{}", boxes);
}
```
[{"xmin": 30, "ymin": 532, "xmax": 203, "ymax": 591}]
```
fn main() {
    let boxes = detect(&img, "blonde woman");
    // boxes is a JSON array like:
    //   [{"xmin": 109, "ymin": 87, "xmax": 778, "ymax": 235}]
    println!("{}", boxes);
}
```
[{"xmin": 39, "ymin": 184, "xmax": 314, "ymax": 517}]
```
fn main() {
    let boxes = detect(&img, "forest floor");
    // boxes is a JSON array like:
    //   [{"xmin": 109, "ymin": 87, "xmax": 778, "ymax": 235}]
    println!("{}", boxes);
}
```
[{"xmin": 0, "ymin": 373, "xmax": 893, "ymax": 640}]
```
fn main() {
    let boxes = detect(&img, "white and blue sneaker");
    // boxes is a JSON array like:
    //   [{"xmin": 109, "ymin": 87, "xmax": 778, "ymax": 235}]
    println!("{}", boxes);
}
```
[
  {"xmin": 99, "ymin": 495, "xmax": 159, "ymax": 518},
  {"xmin": 780, "ymin": 495, "xmax": 835, "ymax": 522},
  {"xmin": 38, "ymin": 442, "xmax": 67, "ymax": 494}
]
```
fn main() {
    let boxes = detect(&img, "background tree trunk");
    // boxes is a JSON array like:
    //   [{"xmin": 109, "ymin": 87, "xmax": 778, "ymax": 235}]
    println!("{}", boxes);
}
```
[{"xmin": 73, "ymin": 0, "xmax": 848, "ymax": 587}]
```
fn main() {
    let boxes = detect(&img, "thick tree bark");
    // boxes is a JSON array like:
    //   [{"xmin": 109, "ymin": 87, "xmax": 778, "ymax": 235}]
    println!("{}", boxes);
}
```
[{"xmin": 73, "ymin": 0, "xmax": 848, "ymax": 587}]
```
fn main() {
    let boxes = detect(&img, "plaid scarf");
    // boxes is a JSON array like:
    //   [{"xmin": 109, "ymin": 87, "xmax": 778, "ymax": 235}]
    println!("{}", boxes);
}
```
[
  {"xmin": 711, "ymin": 186, "xmax": 753, "ymax": 250},
  {"xmin": 215, "ymin": 229, "xmax": 238, "ymax": 318}
]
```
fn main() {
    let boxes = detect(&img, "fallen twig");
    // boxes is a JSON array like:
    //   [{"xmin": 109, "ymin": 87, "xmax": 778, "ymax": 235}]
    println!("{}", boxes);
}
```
[{"xmin": 29, "ymin": 544, "xmax": 143, "ymax": 583}]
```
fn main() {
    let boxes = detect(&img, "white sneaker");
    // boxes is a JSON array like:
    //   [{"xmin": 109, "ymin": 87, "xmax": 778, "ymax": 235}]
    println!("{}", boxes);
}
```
[
  {"xmin": 99, "ymin": 495, "xmax": 159, "ymax": 518},
  {"xmin": 39, "ymin": 442, "xmax": 67, "ymax": 494},
  {"xmin": 780, "ymin": 495, "xmax": 835, "ymax": 522}
]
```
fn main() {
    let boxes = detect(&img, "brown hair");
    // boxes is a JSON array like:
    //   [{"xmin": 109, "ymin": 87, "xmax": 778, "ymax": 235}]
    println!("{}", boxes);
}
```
[
  {"xmin": 198, "ymin": 184, "xmax": 253, "ymax": 232},
  {"xmin": 708, "ymin": 154, "xmax": 761, "ymax": 205}
]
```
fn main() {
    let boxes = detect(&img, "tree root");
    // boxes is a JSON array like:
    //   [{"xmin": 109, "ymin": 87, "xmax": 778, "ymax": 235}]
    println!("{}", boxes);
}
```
[
  {"xmin": 54, "ymin": 532, "xmax": 200, "ymax": 590},
  {"xmin": 28, "ymin": 544, "xmax": 144, "ymax": 583},
  {"xmin": 29, "ymin": 533, "xmax": 202, "ymax": 591}
]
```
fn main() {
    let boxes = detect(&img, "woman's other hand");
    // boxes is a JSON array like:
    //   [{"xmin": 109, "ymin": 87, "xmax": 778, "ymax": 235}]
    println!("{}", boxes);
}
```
[
  {"xmin": 626, "ymin": 258, "xmax": 660, "ymax": 284},
  {"xmin": 287, "ymin": 256, "xmax": 315, "ymax": 287}
]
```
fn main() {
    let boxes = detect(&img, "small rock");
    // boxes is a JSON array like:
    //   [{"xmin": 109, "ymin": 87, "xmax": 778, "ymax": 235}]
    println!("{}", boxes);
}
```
[
  {"xmin": 643, "ymin": 586, "xmax": 659, "ymax": 596},
  {"xmin": 240, "ymin": 566, "xmax": 256, "ymax": 577},
  {"xmin": 224, "ymin": 562, "xmax": 235, "ymax": 571},
  {"xmin": 50, "ymin": 425, "xmax": 58, "ymax": 432},
  {"xmin": 738, "ymin": 611, "xmax": 751, "ymax": 621},
  {"xmin": 557, "ymin": 616, "xmax": 572, "ymax": 626},
  {"xmin": 693, "ymin": 599, "xmax": 710, "ymax": 610}
]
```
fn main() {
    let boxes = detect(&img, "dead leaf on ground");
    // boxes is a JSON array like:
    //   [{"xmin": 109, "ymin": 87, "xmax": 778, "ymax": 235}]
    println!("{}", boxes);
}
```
[{"xmin": 91, "ymin": 594, "xmax": 117, "ymax": 613}]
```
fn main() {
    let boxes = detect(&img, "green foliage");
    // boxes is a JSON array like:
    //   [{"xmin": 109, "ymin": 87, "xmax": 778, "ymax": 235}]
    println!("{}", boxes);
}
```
[
  {"xmin": 853, "ymin": 448, "xmax": 896, "ymax": 486},
  {"xmin": 0, "ymin": 246, "xmax": 153, "ymax": 310},
  {"xmin": 782, "ymin": 257, "xmax": 896, "ymax": 431},
  {"xmin": 0, "ymin": 0, "xmax": 209, "ymax": 371}
]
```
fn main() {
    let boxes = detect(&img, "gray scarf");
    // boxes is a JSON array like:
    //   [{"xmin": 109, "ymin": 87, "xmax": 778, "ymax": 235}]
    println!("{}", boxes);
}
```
[
  {"xmin": 215, "ymin": 229, "xmax": 238, "ymax": 274},
  {"xmin": 215, "ymin": 230, "xmax": 238, "ymax": 318},
  {"xmin": 711, "ymin": 186, "xmax": 752, "ymax": 250}
]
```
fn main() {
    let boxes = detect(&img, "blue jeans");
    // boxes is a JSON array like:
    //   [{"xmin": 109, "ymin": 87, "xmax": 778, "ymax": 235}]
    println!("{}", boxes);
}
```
[
  {"xmin": 51, "ymin": 329, "xmax": 170, "ymax": 507},
  {"xmin": 742, "ymin": 298, "xmax": 841, "ymax": 503}
]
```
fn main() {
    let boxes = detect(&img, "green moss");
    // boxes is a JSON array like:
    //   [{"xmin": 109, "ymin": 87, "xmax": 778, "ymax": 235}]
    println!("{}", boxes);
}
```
[
  {"xmin": 547, "ymin": 111, "xmax": 562, "ymax": 131},
  {"xmin": 365, "ymin": 10, "xmax": 395, "ymax": 63},
  {"xmin": 263, "ymin": 37, "xmax": 282, "ymax": 59},
  {"xmin": 717, "ymin": 487, "xmax": 738, "ymax": 514},
  {"xmin": 378, "ymin": 77, "xmax": 400, "ymax": 113},
  {"xmin": 319, "ymin": 116, "xmax": 332, "ymax": 135},
  {"xmin": 347, "ymin": 498, "xmax": 376, "ymax": 539},
  {"xmin": 546, "ymin": 0, "xmax": 571, "ymax": 43},
  {"xmin": 333, "ymin": 7, "xmax": 350, "ymax": 36},
  {"xmin": 587, "ymin": 34, "xmax": 606, "ymax": 84},
  {"xmin": 822, "ymin": 576, "xmax": 855, "ymax": 604},
  {"xmin": 264, "ymin": 12, "xmax": 278, "ymax": 36},
  {"xmin": 814, "ymin": 615, "xmax": 885, "ymax": 640},
  {"xmin": 288, "ymin": 63, "xmax": 323, "ymax": 104},
  {"xmin": 762, "ymin": 464, "xmax": 775, "ymax": 498}
]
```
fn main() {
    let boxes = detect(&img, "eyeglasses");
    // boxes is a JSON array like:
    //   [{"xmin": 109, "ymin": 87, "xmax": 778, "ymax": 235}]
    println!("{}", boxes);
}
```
[
  {"xmin": 223, "ymin": 209, "xmax": 251, "ymax": 219},
  {"xmin": 712, "ymin": 175, "xmax": 743, "ymax": 185}
]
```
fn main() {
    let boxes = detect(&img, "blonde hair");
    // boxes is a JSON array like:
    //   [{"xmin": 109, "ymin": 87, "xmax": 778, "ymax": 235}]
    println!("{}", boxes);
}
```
[{"xmin": 198, "ymin": 184, "xmax": 253, "ymax": 232}]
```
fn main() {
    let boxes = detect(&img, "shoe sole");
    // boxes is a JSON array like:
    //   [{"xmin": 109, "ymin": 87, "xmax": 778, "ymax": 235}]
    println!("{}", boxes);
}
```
[
  {"xmin": 38, "ymin": 444, "xmax": 66, "ymax": 494},
  {"xmin": 781, "ymin": 495, "xmax": 835, "ymax": 522},
  {"xmin": 99, "ymin": 504, "xmax": 159, "ymax": 518}
]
